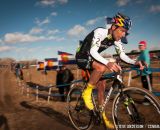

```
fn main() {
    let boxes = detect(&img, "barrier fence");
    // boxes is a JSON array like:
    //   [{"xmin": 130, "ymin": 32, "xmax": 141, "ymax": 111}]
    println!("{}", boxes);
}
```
[
  {"xmin": 18, "ymin": 67, "xmax": 160, "ymax": 103},
  {"xmin": 0, "ymin": 64, "xmax": 8, "ymax": 67}
]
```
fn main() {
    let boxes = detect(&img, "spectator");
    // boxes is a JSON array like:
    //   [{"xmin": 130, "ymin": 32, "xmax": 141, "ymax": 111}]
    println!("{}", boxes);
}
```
[
  {"xmin": 137, "ymin": 41, "xmax": 152, "ymax": 105},
  {"xmin": 15, "ymin": 63, "xmax": 23, "ymax": 80},
  {"xmin": 19, "ymin": 69, "xmax": 23, "ymax": 80},
  {"xmin": 56, "ymin": 66, "xmax": 63, "ymax": 101},
  {"xmin": 138, "ymin": 41, "xmax": 152, "ymax": 91},
  {"xmin": 15, "ymin": 63, "xmax": 20, "ymax": 77},
  {"xmin": 56, "ymin": 66, "xmax": 74, "ymax": 101}
]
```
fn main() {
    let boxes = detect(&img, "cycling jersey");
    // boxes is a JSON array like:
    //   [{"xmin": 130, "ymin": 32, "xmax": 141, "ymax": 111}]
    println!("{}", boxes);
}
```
[{"xmin": 76, "ymin": 27, "xmax": 135, "ymax": 69}]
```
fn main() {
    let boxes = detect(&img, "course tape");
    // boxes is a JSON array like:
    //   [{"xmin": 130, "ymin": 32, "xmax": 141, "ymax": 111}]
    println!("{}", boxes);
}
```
[
  {"xmin": 131, "ymin": 67, "xmax": 160, "ymax": 72},
  {"xmin": 56, "ymin": 67, "xmax": 160, "ymax": 88},
  {"xmin": 56, "ymin": 79, "xmax": 83, "ymax": 88},
  {"xmin": 51, "ymin": 67, "xmax": 160, "ymax": 96}
]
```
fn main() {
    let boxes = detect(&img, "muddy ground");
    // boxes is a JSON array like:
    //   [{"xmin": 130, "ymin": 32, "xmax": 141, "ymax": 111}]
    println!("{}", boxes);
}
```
[
  {"xmin": 0, "ymin": 62, "xmax": 160, "ymax": 130},
  {"xmin": 0, "ymin": 66, "xmax": 76, "ymax": 130}
]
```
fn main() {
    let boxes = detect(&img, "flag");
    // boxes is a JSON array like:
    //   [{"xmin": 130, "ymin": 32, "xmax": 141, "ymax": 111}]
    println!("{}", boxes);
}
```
[
  {"xmin": 58, "ymin": 51, "xmax": 76, "ymax": 65},
  {"xmin": 37, "ymin": 61, "xmax": 46, "ymax": 70},
  {"xmin": 45, "ymin": 58, "xmax": 58, "ymax": 70}
]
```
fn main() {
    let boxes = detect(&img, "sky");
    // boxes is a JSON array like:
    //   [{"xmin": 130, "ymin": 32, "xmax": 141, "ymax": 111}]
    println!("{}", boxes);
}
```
[{"xmin": 0, "ymin": 0, "xmax": 160, "ymax": 61}]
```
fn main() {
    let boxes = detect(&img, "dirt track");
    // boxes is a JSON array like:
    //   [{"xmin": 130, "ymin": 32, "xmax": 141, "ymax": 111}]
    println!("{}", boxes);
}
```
[
  {"xmin": 0, "ymin": 66, "xmax": 75, "ymax": 130},
  {"xmin": 1, "ymin": 63, "xmax": 160, "ymax": 130}
]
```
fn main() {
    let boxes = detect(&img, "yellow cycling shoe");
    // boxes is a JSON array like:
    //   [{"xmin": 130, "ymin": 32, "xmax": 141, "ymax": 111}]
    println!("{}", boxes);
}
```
[
  {"xmin": 82, "ymin": 84, "xmax": 94, "ymax": 110},
  {"xmin": 102, "ymin": 112, "xmax": 115, "ymax": 129}
]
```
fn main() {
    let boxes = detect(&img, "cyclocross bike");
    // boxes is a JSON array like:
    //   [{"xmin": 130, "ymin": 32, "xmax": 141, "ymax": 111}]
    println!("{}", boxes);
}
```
[{"xmin": 67, "ymin": 66, "xmax": 160, "ymax": 130}]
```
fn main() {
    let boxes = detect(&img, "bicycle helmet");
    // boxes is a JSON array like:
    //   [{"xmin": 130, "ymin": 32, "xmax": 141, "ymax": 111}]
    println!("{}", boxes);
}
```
[{"xmin": 113, "ymin": 13, "xmax": 132, "ymax": 30}]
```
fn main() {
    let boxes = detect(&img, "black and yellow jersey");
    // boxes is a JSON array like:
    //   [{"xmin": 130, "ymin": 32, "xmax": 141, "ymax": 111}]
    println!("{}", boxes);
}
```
[{"xmin": 77, "ymin": 27, "xmax": 135, "ymax": 65}]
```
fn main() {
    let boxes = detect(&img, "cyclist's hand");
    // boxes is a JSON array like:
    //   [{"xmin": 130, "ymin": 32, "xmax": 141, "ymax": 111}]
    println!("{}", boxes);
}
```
[
  {"xmin": 106, "ymin": 62, "xmax": 122, "ymax": 72},
  {"xmin": 135, "ymin": 61, "xmax": 144, "ymax": 70}
]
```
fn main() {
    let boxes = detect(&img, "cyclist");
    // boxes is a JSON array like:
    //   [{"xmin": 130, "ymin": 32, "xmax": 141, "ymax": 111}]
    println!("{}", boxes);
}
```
[{"xmin": 76, "ymin": 12, "xmax": 144, "ymax": 129}]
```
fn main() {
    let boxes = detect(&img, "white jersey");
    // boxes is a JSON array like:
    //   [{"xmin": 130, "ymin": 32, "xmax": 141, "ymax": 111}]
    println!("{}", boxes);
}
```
[{"xmin": 78, "ymin": 27, "xmax": 136, "ymax": 65}]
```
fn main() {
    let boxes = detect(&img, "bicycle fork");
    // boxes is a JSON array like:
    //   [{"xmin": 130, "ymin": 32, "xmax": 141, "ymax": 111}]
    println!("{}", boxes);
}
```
[
  {"xmin": 124, "ymin": 97, "xmax": 134, "ymax": 116},
  {"xmin": 123, "ymin": 96, "xmax": 142, "ymax": 123}
]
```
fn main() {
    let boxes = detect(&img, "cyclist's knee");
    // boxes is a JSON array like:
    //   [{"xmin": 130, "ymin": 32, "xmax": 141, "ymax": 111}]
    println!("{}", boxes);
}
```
[
  {"xmin": 92, "ymin": 62, "xmax": 106, "ymax": 73},
  {"xmin": 89, "ymin": 70, "xmax": 104, "ymax": 86}
]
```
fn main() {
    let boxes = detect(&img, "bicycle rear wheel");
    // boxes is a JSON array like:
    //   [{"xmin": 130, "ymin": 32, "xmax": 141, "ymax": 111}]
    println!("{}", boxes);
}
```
[
  {"xmin": 112, "ymin": 87, "xmax": 160, "ymax": 130},
  {"xmin": 67, "ymin": 84, "xmax": 94, "ymax": 130}
]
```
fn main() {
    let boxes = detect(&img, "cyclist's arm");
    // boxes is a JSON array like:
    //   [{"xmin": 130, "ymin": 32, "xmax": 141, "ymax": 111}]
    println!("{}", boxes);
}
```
[
  {"xmin": 114, "ymin": 41, "xmax": 136, "ymax": 65},
  {"xmin": 90, "ymin": 30, "xmax": 109, "ymax": 65}
]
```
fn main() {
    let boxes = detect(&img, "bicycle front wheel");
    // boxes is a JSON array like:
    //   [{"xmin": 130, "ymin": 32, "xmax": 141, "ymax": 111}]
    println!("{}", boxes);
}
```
[
  {"xmin": 67, "ymin": 84, "xmax": 94, "ymax": 130},
  {"xmin": 112, "ymin": 87, "xmax": 160, "ymax": 130}
]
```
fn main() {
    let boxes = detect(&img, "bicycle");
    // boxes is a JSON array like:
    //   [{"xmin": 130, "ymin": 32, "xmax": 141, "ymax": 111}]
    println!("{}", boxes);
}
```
[{"xmin": 67, "ymin": 67, "xmax": 160, "ymax": 130}]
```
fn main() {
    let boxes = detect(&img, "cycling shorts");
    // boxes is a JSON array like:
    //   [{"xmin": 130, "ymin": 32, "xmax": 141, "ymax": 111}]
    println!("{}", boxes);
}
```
[{"xmin": 76, "ymin": 52, "xmax": 93, "ymax": 70}]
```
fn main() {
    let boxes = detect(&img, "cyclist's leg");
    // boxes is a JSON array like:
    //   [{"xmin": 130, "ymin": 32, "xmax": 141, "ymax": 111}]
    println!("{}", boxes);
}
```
[
  {"xmin": 97, "ymin": 80, "xmax": 106, "ymax": 106},
  {"xmin": 76, "ymin": 53, "xmax": 106, "ymax": 110},
  {"xmin": 97, "ymin": 79, "xmax": 115, "ymax": 129},
  {"xmin": 82, "ymin": 61, "xmax": 105, "ymax": 110}
]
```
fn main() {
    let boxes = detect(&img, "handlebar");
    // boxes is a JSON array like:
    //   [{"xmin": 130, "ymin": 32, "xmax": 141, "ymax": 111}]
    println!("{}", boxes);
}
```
[
  {"xmin": 120, "ymin": 64, "xmax": 149, "ymax": 79},
  {"xmin": 102, "ymin": 64, "xmax": 148, "ymax": 81}
]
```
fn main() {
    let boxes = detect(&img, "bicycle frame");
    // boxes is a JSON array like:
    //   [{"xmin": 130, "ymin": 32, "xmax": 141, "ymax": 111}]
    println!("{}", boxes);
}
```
[
  {"xmin": 99, "ymin": 74, "xmax": 124, "ymax": 113},
  {"xmin": 91, "ymin": 73, "xmax": 125, "ymax": 122},
  {"xmin": 91, "ymin": 72, "xmax": 142, "ymax": 129},
  {"xmin": 68, "ymin": 66, "xmax": 160, "ymax": 130}
]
